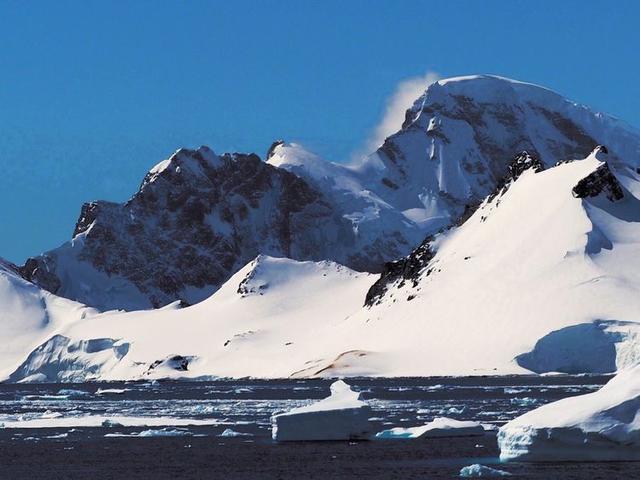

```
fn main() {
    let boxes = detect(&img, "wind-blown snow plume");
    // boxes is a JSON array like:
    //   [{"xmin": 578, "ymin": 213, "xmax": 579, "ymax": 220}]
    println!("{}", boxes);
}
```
[{"xmin": 361, "ymin": 71, "xmax": 440, "ymax": 155}]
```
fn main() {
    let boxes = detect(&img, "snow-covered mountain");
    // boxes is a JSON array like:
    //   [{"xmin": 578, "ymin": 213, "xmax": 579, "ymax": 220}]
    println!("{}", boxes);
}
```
[
  {"xmin": 7, "ymin": 146, "xmax": 640, "ymax": 381},
  {"xmin": 273, "ymin": 75, "xmax": 640, "ymax": 236},
  {"xmin": 20, "ymin": 75, "xmax": 640, "ymax": 311},
  {"xmin": 19, "ymin": 147, "xmax": 420, "ymax": 311},
  {"xmin": 349, "ymin": 147, "xmax": 640, "ymax": 376},
  {"xmin": 4, "ymin": 74, "xmax": 640, "ymax": 381}
]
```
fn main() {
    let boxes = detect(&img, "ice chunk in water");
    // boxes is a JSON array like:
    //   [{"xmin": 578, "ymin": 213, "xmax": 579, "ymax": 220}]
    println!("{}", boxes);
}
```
[
  {"xmin": 499, "ymin": 365, "xmax": 640, "ymax": 461},
  {"xmin": 271, "ymin": 380, "xmax": 372, "ymax": 441},
  {"xmin": 459, "ymin": 464, "xmax": 511, "ymax": 477}
]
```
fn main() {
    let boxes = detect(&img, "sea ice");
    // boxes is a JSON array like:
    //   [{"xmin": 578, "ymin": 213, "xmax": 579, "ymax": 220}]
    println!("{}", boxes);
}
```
[
  {"xmin": 96, "ymin": 388, "xmax": 129, "ymax": 395},
  {"xmin": 376, "ymin": 417, "xmax": 485, "ymax": 439},
  {"xmin": 219, "ymin": 428, "xmax": 252, "ymax": 437}
]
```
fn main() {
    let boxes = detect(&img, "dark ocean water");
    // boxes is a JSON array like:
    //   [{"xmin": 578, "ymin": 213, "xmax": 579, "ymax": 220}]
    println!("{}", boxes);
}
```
[{"xmin": 0, "ymin": 375, "xmax": 637, "ymax": 479}]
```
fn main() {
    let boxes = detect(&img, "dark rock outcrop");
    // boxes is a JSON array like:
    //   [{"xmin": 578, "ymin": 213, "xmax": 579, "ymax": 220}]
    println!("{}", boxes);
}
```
[
  {"xmin": 147, "ymin": 355, "xmax": 192, "ymax": 373},
  {"xmin": 365, "ymin": 236, "xmax": 435, "ymax": 306},
  {"xmin": 487, "ymin": 151, "xmax": 544, "ymax": 203},
  {"xmin": 572, "ymin": 162, "xmax": 624, "ymax": 202}
]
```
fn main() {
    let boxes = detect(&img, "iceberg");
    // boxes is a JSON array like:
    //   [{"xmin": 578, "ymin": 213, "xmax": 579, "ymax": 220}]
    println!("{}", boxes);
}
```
[
  {"xmin": 271, "ymin": 380, "xmax": 372, "ymax": 441},
  {"xmin": 459, "ymin": 464, "xmax": 511, "ymax": 477},
  {"xmin": 376, "ymin": 417, "xmax": 485, "ymax": 439},
  {"xmin": 499, "ymin": 366, "xmax": 640, "ymax": 461}
]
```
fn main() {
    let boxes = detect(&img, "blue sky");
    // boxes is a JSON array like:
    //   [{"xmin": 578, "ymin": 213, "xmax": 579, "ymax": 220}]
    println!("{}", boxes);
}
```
[{"xmin": 1, "ymin": 0, "xmax": 639, "ymax": 263}]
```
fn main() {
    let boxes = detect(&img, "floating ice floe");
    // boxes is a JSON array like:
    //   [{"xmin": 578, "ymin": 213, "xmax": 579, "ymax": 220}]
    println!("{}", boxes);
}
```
[
  {"xmin": 96, "ymin": 388, "xmax": 129, "ymax": 395},
  {"xmin": 105, "ymin": 427, "xmax": 195, "ymax": 438},
  {"xmin": 219, "ymin": 428, "xmax": 253, "ymax": 437},
  {"xmin": 459, "ymin": 464, "xmax": 511, "ymax": 477},
  {"xmin": 0, "ymin": 415, "xmax": 220, "ymax": 429},
  {"xmin": 376, "ymin": 417, "xmax": 485, "ymax": 439},
  {"xmin": 57, "ymin": 389, "xmax": 90, "ymax": 398},
  {"xmin": 271, "ymin": 380, "xmax": 372, "ymax": 441},
  {"xmin": 499, "ymin": 366, "xmax": 640, "ymax": 461}
]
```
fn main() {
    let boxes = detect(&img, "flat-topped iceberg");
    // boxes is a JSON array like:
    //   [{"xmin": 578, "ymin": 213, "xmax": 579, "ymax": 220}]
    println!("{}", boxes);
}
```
[
  {"xmin": 499, "ymin": 366, "xmax": 640, "ymax": 461},
  {"xmin": 271, "ymin": 380, "xmax": 372, "ymax": 441},
  {"xmin": 376, "ymin": 417, "xmax": 485, "ymax": 439}
]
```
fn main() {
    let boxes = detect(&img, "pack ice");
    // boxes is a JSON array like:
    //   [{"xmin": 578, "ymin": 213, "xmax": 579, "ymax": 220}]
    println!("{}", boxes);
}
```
[
  {"xmin": 376, "ymin": 417, "xmax": 484, "ymax": 439},
  {"xmin": 499, "ymin": 365, "xmax": 640, "ymax": 461},
  {"xmin": 271, "ymin": 380, "xmax": 373, "ymax": 441}
]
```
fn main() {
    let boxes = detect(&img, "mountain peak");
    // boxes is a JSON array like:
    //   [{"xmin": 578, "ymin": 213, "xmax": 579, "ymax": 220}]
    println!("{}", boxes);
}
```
[{"xmin": 18, "ymin": 76, "xmax": 640, "ymax": 312}]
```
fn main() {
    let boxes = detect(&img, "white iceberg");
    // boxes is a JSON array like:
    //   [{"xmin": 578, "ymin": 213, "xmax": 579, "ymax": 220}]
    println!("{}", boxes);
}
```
[
  {"xmin": 376, "ymin": 417, "xmax": 485, "ymax": 439},
  {"xmin": 271, "ymin": 380, "xmax": 372, "ymax": 441},
  {"xmin": 459, "ymin": 464, "xmax": 511, "ymax": 477},
  {"xmin": 499, "ymin": 366, "xmax": 640, "ymax": 461}
]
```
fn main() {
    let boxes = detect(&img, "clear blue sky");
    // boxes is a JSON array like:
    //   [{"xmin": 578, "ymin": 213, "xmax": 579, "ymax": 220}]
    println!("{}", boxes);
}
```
[{"xmin": 1, "ymin": 0, "xmax": 639, "ymax": 263}]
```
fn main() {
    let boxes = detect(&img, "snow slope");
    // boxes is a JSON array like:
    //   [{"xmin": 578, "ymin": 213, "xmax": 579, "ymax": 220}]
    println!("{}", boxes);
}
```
[
  {"xmin": 328, "ymin": 147, "xmax": 640, "ymax": 376},
  {"xmin": 499, "ymin": 365, "xmax": 640, "ymax": 461},
  {"xmin": 6, "ymin": 256, "xmax": 373, "ymax": 382},
  {"xmin": 0, "ymin": 258, "xmax": 95, "ymax": 380}
]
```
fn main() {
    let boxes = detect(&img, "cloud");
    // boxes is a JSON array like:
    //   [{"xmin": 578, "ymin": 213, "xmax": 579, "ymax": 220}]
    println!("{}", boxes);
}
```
[{"xmin": 357, "ymin": 71, "xmax": 440, "ymax": 160}]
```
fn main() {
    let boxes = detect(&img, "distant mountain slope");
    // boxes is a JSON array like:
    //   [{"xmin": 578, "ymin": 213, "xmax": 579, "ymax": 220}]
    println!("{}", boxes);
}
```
[{"xmin": 20, "ymin": 75, "xmax": 640, "ymax": 311}]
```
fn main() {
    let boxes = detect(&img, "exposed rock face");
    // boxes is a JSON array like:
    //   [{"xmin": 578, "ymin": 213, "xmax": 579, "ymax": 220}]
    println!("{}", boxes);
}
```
[
  {"xmin": 487, "ymin": 151, "xmax": 544, "ymax": 203},
  {"xmin": 365, "ymin": 236, "xmax": 435, "ymax": 306},
  {"xmin": 506, "ymin": 151, "xmax": 545, "ymax": 181},
  {"xmin": 147, "ymin": 355, "xmax": 192, "ymax": 373},
  {"xmin": 572, "ymin": 162, "xmax": 624, "ymax": 201}
]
